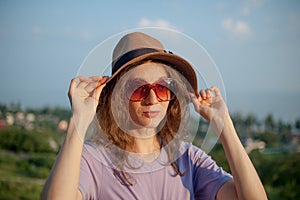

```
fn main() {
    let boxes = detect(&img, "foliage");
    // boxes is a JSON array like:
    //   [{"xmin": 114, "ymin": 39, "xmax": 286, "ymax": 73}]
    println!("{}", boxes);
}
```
[
  {"xmin": 256, "ymin": 131, "xmax": 281, "ymax": 148},
  {"xmin": 0, "ymin": 128, "xmax": 62, "ymax": 153},
  {"xmin": 208, "ymin": 145, "xmax": 300, "ymax": 199},
  {"xmin": 0, "ymin": 179, "xmax": 43, "ymax": 200},
  {"xmin": 210, "ymin": 144, "xmax": 230, "ymax": 173},
  {"xmin": 249, "ymin": 150, "xmax": 300, "ymax": 199},
  {"xmin": 0, "ymin": 151, "xmax": 56, "ymax": 199},
  {"xmin": 0, "ymin": 127, "xmax": 61, "ymax": 199}
]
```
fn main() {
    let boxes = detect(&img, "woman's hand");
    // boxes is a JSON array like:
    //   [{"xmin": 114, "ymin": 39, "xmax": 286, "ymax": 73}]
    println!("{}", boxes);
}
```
[
  {"xmin": 68, "ymin": 76, "xmax": 109, "ymax": 138},
  {"xmin": 190, "ymin": 86, "xmax": 229, "ymax": 135},
  {"xmin": 191, "ymin": 87, "xmax": 268, "ymax": 199}
]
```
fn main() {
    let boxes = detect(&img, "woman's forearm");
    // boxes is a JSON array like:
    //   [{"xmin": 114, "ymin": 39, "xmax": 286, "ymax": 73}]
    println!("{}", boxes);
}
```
[
  {"xmin": 41, "ymin": 117, "xmax": 84, "ymax": 200},
  {"xmin": 219, "ymin": 114, "xmax": 267, "ymax": 200}
]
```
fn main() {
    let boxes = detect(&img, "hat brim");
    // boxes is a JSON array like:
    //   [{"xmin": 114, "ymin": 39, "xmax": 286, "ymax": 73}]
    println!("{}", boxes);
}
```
[{"xmin": 106, "ymin": 52, "xmax": 198, "ymax": 94}]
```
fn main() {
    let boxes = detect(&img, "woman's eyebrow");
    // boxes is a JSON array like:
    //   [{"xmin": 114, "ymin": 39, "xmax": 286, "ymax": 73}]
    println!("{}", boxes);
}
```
[
  {"xmin": 128, "ymin": 78, "xmax": 147, "ymax": 83},
  {"xmin": 157, "ymin": 76, "xmax": 169, "ymax": 80}
]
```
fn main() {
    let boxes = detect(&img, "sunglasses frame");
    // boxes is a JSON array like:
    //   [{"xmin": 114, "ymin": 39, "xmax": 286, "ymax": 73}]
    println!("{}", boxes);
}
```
[{"xmin": 126, "ymin": 78, "xmax": 177, "ymax": 102}]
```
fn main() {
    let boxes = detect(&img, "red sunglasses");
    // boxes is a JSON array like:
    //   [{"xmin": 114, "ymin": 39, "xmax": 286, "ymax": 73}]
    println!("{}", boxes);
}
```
[{"xmin": 126, "ymin": 78, "xmax": 176, "ymax": 102}]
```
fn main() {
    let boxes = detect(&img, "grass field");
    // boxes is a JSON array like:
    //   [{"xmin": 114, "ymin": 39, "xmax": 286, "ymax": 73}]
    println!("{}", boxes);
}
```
[{"xmin": 0, "ymin": 150, "xmax": 55, "ymax": 199}]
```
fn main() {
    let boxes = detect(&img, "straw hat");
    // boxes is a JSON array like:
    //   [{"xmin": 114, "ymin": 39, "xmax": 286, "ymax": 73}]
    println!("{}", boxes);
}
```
[{"xmin": 109, "ymin": 32, "xmax": 198, "ymax": 93}]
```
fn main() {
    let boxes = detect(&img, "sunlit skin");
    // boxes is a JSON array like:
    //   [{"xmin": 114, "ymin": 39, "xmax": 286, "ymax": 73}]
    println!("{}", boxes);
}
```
[{"xmin": 127, "ymin": 63, "xmax": 170, "ymax": 131}]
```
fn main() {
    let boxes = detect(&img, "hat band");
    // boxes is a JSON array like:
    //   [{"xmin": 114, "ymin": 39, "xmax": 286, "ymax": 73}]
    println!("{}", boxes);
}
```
[{"xmin": 112, "ymin": 48, "xmax": 160, "ymax": 74}]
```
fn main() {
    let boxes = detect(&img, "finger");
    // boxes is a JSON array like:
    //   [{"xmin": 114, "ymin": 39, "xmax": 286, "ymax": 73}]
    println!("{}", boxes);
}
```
[
  {"xmin": 89, "ymin": 76, "xmax": 102, "ymax": 81},
  {"xmin": 69, "ymin": 77, "xmax": 86, "ymax": 97},
  {"xmin": 84, "ymin": 82, "xmax": 98, "ymax": 93},
  {"xmin": 210, "ymin": 86, "xmax": 221, "ymax": 97},
  {"xmin": 206, "ymin": 88, "xmax": 212, "ymax": 98},
  {"xmin": 77, "ymin": 81, "xmax": 89, "ymax": 89},
  {"xmin": 70, "ymin": 76, "xmax": 92, "ymax": 90},
  {"xmin": 70, "ymin": 76, "xmax": 87, "ymax": 89},
  {"xmin": 79, "ymin": 76, "xmax": 108, "ymax": 91},
  {"xmin": 196, "ymin": 91, "xmax": 203, "ymax": 102},
  {"xmin": 69, "ymin": 78, "xmax": 78, "ymax": 95},
  {"xmin": 206, "ymin": 88, "xmax": 216, "ymax": 100},
  {"xmin": 68, "ymin": 79, "xmax": 77, "ymax": 103},
  {"xmin": 88, "ymin": 75, "xmax": 109, "ymax": 80},
  {"xmin": 69, "ymin": 76, "xmax": 93, "ymax": 94},
  {"xmin": 197, "ymin": 95, "xmax": 203, "ymax": 102},
  {"xmin": 85, "ymin": 76, "xmax": 110, "ymax": 92},
  {"xmin": 189, "ymin": 92, "xmax": 200, "ymax": 112},
  {"xmin": 93, "ymin": 81, "xmax": 109, "ymax": 101},
  {"xmin": 97, "ymin": 76, "xmax": 110, "ymax": 86},
  {"xmin": 72, "ymin": 76, "xmax": 91, "ymax": 84},
  {"xmin": 199, "ymin": 90, "xmax": 207, "ymax": 99},
  {"xmin": 92, "ymin": 77, "xmax": 110, "ymax": 100},
  {"xmin": 205, "ymin": 89, "xmax": 214, "ymax": 104},
  {"xmin": 68, "ymin": 76, "xmax": 89, "ymax": 106}
]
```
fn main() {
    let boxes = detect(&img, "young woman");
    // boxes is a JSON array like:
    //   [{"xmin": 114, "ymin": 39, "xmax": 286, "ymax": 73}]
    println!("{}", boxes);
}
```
[{"xmin": 42, "ymin": 32, "xmax": 267, "ymax": 199}]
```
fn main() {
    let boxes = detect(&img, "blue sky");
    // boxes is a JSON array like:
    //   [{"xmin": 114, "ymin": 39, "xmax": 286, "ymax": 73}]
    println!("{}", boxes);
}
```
[{"xmin": 0, "ymin": 0, "xmax": 299, "ymax": 122}]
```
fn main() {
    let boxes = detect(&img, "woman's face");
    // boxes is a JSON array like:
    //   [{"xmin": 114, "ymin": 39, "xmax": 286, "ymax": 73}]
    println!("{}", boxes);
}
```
[{"xmin": 126, "ymin": 62, "xmax": 171, "ymax": 128}]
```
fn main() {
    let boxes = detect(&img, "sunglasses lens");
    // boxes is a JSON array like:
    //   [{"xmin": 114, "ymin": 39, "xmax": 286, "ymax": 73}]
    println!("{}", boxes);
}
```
[
  {"xmin": 129, "ymin": 85, "xmax": 149, "ymax": 101},
  {"xmin": 155, "ymin": 84, "xmax": 171, "ymax": 101},
  {"xmin": 126, "ymin": 79, "xmax": 175, "ymax": 102},
  {"xmin": 155, "ymin": 79, "xmax": 176, "ymax": 101}
]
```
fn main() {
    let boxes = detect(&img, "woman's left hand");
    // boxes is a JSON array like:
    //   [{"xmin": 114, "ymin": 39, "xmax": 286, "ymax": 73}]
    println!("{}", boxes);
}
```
[{"xmin": 190, "ymin": 86, "xmax": 229, "ymax": 134}]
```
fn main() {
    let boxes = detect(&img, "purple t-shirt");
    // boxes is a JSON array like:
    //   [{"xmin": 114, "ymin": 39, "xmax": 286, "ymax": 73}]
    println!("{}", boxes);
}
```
[{"xmin": 79, "ymin": 142, "xmax": 232, "ymax": 200}]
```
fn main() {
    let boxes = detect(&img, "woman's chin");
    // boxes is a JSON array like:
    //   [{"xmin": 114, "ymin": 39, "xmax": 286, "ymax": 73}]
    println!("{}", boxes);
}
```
[
  {"xmin": 132, "ymin": 116, "xmax": 166, "ymax": 130},
  {"xmin": 135, "ymin": 121, "xmax": 160, "ymax": 129}
]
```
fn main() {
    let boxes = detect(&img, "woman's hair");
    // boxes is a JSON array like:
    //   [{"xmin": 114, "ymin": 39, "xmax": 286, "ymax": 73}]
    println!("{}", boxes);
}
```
[{"xmin": 95, "ymin": 59, "xmax": 192, "ymax": 186}]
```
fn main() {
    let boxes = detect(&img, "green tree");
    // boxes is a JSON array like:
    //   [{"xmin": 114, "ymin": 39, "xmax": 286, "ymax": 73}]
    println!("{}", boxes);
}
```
[
  {"xmin": 258, "ymin": 131, "xmax": 281, "ymax": 148},
  {"xmin": 264, "ymin": 114, "xmax": 275, "ymax": 132},
  {"xmin": 295, "ymin": 118, "xmax": 300, "ymax": 130}
]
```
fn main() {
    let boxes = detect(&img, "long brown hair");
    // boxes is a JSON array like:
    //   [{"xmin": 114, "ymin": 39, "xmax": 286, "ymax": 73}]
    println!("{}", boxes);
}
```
[{"xmin": 95, "ymin": 60, "xmax": 192, "ymax": 185}]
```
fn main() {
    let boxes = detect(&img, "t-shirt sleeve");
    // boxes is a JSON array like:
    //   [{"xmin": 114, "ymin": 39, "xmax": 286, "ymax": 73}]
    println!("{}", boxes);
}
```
[
  {"xmin": 190, "ymin": 146, "xmax": 232, "ymax": 200},
  {"xmin": 78, "ymin": 146, "xmax": 99, "ymax": 200}
]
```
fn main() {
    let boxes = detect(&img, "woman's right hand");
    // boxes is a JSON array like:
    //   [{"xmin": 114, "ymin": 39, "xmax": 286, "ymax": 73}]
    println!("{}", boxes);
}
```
[{"xmin": 68, "ymin": 76, "xmax": 109, "ymax": 138}]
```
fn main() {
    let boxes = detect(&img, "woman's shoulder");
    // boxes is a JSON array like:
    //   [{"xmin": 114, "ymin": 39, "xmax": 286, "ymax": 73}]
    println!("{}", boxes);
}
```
[
  {"xmin": 181, "ymin": 144, "xmax": 214, "ymax": 166},
  {"xmin": 186, "ymin": 144, "xmax": 207, "ymax": 158},
  {"xmin": 82, "ymin": 141, "xmax": 112, "ymax": 165},
  {"xmin": 82, "ymin": 141, "xmax": 128, "ymax": 171},
  {"xmin": 82, "ymin": 141, "xmax": 99, "ymax": 158}
]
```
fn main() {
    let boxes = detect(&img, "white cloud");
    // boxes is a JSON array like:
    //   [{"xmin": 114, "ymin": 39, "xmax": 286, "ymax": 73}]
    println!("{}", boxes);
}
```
[
  {"xmin": 235, "ymin": 20, "xmax": 251, "ymax": 34},
  {"xmin": 138, "ymin": 18, "xmax": 178, "ymax": 30},
  {"xmin": 222, "ymin": 18, "xmax": 251, "ymax": 39},
  {"xmin": 222, "ymin": 18, "xmax": 233, "ymax": 31}
]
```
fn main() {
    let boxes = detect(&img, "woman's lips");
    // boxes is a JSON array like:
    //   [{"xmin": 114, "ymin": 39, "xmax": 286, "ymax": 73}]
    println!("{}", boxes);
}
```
[{"xmin": 143, "ymin": 111, "xmax": 160, "ymax": 118}]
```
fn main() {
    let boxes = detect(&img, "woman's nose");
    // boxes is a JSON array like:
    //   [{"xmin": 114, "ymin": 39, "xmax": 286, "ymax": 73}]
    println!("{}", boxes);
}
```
[{"xmin": 144, "ymin": 89, "xmax": 159, "ymax": 105}]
